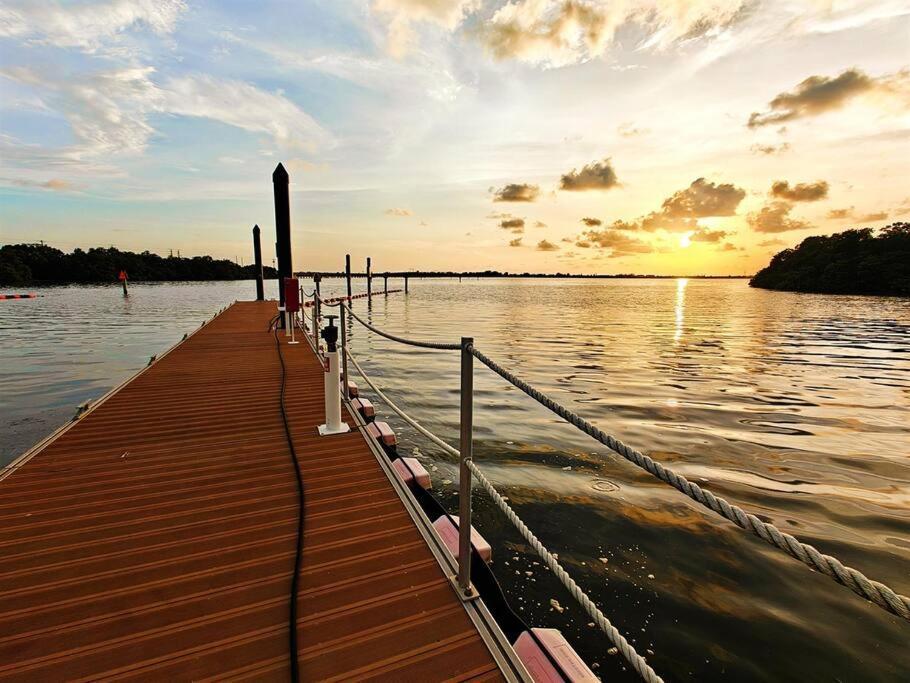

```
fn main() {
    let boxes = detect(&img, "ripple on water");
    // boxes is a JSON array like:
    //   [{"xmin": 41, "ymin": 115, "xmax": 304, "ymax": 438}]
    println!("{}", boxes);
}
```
[{"xmin": 2, "ymin": 278, "xmax": 909, "ymax": 681}]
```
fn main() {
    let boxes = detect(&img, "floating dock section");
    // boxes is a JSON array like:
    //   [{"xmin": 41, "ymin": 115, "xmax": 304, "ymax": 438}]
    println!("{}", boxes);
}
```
[{"xmin": 0, "ymin": 301, "xmax": 520, "ymax": 681}]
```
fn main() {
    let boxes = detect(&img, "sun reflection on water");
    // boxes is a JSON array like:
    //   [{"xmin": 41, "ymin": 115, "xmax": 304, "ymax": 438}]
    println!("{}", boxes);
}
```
[{"xmin": 674, "ymin": 277, "xmax": 688, "ymax": 344}]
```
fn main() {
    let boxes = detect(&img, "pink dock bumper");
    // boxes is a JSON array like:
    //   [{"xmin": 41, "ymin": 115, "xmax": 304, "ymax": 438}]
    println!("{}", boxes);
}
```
[
  {"xmin": 393, "ymin": 457, "xmax": 431, "ymax": 490},
  {"xmin": 432, "ymin": 515, "xmax": 492, "ymax": 563},
  {"xmin": 350, "ymin": 397, "xmax": 375, "ymax": 421},
  {"xmin": 513, "ymin": 628, "xmax": 597, "ymax": 682}
]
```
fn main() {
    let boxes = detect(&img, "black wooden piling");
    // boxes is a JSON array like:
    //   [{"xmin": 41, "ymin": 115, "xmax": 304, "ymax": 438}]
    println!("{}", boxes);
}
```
[
  {"xmin": 405, "ymin": 275, "xmax": 409, "ymax": 294},
  {"xmin": 383, "ymin": 274, "xmax": 388, "ymax": 295},
  {"xmin": 252, "ymin": 224, "xmax": 264, "ymax": 301},
  {"xmin": 367, "ymin": 257, "xmax": 372, "ymax": 302},
  {"xmin": 273, "ymin": 163, "xmax": 292, "ymax": 321},
  {"xmin": 345, "ymin": 254, "xmax": 352, "ymax": 301}
]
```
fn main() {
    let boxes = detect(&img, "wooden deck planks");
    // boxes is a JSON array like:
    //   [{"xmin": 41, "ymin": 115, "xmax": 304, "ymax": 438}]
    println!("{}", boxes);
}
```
[{"xmin": 0, "ymin": 301, "xmax": 505, "ymax": 682}]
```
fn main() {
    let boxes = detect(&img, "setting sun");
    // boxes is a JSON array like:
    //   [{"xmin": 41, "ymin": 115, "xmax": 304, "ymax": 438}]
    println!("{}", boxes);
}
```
[{"xmin": 679, "ymin": 232, "xmax": 692, "ymax": 248}]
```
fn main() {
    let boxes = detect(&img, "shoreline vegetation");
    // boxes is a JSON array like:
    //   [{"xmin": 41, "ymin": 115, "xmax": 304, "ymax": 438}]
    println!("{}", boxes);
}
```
[
  {"xmin": 749, "ymin": 223, "xmax": 909, "ymax": 297},
  {"xmin": 0, "ymin": 244, "xmax": 277, "ymax": 285},
  {"xmin": 0, "ymin": 243, "xmax": 750, "ymax": 285}
]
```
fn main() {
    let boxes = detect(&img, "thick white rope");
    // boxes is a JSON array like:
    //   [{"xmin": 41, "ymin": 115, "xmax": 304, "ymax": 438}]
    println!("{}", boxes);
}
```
[
  {"xmin": 467, "ymin": 459, "xmax": 663, "ymax": 683},
  {"xmin": 341, "ymin": 308, "xmax": 910, "ymax": 623},
  {"xmin": 470, "ymin": 347, "xmax": 910, "ymax": 623},
  {"xmin": 344, "ymin": 348, "xmax": 662, "ymax": 683},
  {"xmin": 345, "ymin": 349, "xmax": 459, "ymax": 458},
  {"xmin": 342, "ymin": 302, "xmax": 461, "ymax": 350}
]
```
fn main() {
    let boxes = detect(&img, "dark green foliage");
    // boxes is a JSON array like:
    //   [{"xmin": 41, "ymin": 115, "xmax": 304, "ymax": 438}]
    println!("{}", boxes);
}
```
[
  {"xmin": 0, "ymin": 244, "xmax": 277, "ymax": 285},
  {"xmin": 750, "ymin": 223, "xmax": 910, "ymax": 296}
]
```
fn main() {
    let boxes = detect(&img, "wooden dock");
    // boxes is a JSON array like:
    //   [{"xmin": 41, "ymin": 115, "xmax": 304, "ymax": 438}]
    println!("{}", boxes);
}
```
[{"xmin": 0, "ymin": 301, "xmax": 518, "ymax": 681}]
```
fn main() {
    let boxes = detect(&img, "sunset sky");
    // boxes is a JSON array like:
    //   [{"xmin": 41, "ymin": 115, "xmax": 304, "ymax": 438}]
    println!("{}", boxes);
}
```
[{"xmin": 1, "ymin": 1, "xmax": 908, "ymax": 275}]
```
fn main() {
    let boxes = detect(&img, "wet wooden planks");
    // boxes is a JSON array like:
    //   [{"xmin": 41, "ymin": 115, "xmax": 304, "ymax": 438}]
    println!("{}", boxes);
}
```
[{"xmin": 0, "ymin": 301, "xmax": 504, "ymax": 682}]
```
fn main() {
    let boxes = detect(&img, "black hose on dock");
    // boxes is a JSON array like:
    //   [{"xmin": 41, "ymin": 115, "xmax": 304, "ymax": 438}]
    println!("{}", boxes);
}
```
[{"xmin": 274, "ymin": 325, "xmax": 305, "ymax": 682}]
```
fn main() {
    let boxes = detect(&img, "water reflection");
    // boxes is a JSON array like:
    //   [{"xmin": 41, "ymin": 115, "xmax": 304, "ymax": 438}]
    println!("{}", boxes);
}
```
[
  {"xmin": 674, "ymin": 277, "xmax": 687, "ymax": 344},
  {"xmin": 2, "ymin": 278, "xmax": 909, "ymax": 682}
]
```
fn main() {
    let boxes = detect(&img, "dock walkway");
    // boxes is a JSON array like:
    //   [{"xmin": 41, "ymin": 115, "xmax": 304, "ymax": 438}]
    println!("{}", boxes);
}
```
[{"xmin": 0, "ymin": 301, "xmax": 507, "ymax": 681}]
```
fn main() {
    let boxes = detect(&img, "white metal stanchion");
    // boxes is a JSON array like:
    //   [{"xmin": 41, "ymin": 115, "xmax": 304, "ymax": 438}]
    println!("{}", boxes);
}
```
[
  {"xmin": 288, "ymin": 312, "xmax": 299, "ymax": 345},
  {"xmin": 318, "ymin": 315, "xmax": 350, "ymax": 436}
]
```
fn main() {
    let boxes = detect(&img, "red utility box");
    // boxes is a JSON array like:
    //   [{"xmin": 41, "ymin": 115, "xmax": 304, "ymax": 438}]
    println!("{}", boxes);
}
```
[{"xmin": 284, "ymin": 277, "xmax": 299, "ymax": 313}]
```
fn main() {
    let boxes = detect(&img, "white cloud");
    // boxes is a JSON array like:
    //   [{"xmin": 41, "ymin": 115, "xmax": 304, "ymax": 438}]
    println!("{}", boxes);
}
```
[
  {"xmin": 161, "ymin": 75, "xmax": 333, "ymax": 152},
  {"xmin": 217, "ymin": 29, "xmax": 465, "ymax": 103},
  {"xmin": 0, "ymin": 66, "xmax": 333, "ymax": 168},
  {"xmin": 371, "ymin": 0, "xmax": 480, "ymax": 57},
  {"xmin": 0, "ymin": 0, "xmax": 187, "ymax": 53}
]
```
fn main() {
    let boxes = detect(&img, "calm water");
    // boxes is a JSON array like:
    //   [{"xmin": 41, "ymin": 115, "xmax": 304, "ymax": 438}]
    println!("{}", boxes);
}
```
[{"xmin": 2, "ymin": 279, "xmax": 908, "ymax": 681}]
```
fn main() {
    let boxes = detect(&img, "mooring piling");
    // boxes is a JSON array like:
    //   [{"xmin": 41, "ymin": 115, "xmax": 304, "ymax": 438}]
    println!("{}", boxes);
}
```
[
  {"xmin": 252, "ymin": 224, "xmax": 264, "ymax": 301},
  {"xmin": 405, "ymin": 275, "xmax": 409, "ymax": 294},
  {"xmin": 366, "ymin": 257, "xmax": 372, "ymax": 303},
  {"xmin": 273, "ymin": 163, "xmax": 292, "ymax": 322},
  {"xmin": 384, "ymin": 274, "xmax": 388, "ymax": 295},
  {"xmin": 345, "ymin": 254, "xmax": 352, "ymax": 301}
]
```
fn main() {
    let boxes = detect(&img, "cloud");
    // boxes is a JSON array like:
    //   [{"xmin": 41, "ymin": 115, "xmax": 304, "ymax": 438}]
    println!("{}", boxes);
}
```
[
  {"xmin": 750, "ymin": 142, "xmax": 790, "ymax": 155},
  {"xmin": 0, "ymin": 0, "xmax": 187, "ymax": 54},
  {"xmin": 582, "ymin": 228, "xmax": 653, "ymax": 256},
  {"xmin": 758, "ymin": 238, "xmax": 785, "ymax": 247},
  {"xmin": 161, "ymin": 74, "xmax": 332, "ymax": 152},
  {"xmin": 509, "ymin": 237, "xmax": 523, "ymax": 247},
  {"xmin": 747, "ymin": 201, "xmax": 811, "ymax": 233},
  {"xmin": 747, "ymin": 68, "xmax": 910, "ymax": 128},
  {"xmin": 582, "ymin": 177, "xmax": 744, "ymax": 235},
  {"xmin": 560, "ymin": 158, "xmax": 619, "ymax": 191},
  {"xmin": 581, "ymin": 217, "xmax": 602, "ymax": 227},
  {"xmin": 385, "ymin": 207, "xmax": 413, "ymax": 216},
  {"xmin": 0, "ymin": 67, "xmax": 332, "ymax": 166},
  {"xmin": 661, "ymin": 177, "xmax": 746, "ymax": 217},
  {"xmin": 534, "ymin": 220, "xmax": 547, "ymax": 228},
  {"xmin": 824, "ymin": 205, "xmax": 889, "ymax": 222},
  {"xmin": 6, "ymin": 177, "xmax": 74, "ymax": 191},
  {"xmin": 770, "ymin": 180, "xmax": 829, "ymax": 202},
  {"xmin": 371, "ymin": 0, "xmax": 479, "ymax": 57},
  {"xmin": 826, "ymin": 207, "xmax": 854, "ymax": 219},
  {"xmin": 500, "ymin": 217, "xmax": 525, "ymax": 233},
  {"xmin": 575, "ymin": 240, "xmax": 591, "ymax": 248},
  {"xmin": 717, "ymin": 242, "xmax": 739, "ymax": 251},
  {"xmin": 492, "ymin": 182, "xmax": 540, "ymax": 202},
  {"xmin": 618, "ymin": 122, "xmax": 648, "ymax": 138},
  {"xmin": 480, "ymin": 0, "xmax": 747, "ymax": 67},
  {"xmin": 690, "ymin": 228, "xmax": 728, "ymax": 243},
  {"xmin": 536, "ymin": 239, "xmax": 559, "ymax": 251},
  {"xmin": 1, "ymin": 66, "xmax": 332, "ymax": 162}
]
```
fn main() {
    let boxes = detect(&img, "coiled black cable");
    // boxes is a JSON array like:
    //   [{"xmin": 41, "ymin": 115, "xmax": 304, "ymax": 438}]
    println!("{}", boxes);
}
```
[{"xmin": 273, "ymin": 325, "xmax": 305, "ymax": 682}]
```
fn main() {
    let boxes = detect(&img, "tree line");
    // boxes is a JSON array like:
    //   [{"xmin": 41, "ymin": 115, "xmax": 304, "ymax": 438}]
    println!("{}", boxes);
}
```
[
  {"xmin": 0, "ymin": 244, "xmax": 277, "ymax": 285},
  {"xmin": 750, "ymin": 223, "xmax": 910, "ymax": 296}
]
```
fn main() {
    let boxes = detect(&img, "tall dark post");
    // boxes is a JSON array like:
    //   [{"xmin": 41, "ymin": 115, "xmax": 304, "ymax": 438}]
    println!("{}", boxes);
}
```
[
  {"xmin": 273, "ymin": 163, "xmax": 292, "ymax": 320},
  {"xmin": 252, "ymin": 224, "xmax": 264, "ymax": 301},
  {"xmin": 405, "ymin": 276, "xmax": 409, "ymax": 294},
  {"xmin": 366, "ymin": 257, "xmax": 372, "ymax": 303},
  {"xmin": 315, "ymin": 273, "xmax": 321, "ymax": 301},
  {"xmin": 345, "ymin": 254, "xmax": 352, "ymax": 301},
  {"xmin": 383, "ymin": 274, "xmax": 388, "ymax": 295}
]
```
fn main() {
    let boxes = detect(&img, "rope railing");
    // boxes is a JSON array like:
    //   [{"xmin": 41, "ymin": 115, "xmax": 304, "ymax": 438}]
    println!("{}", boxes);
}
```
[
  {"xmin": 341, "ymin": 302, "xmax": 461, "ymax": 350},
  {"xmin": 338, "ymin": 302, "xmax": 910, "ymax": 624},
  {"xmin": 344, "ymin": 347, "xmax": 662, "ymax": 683},
  {"xmin": 470, "ymin": 348, "xmax": 910, "ymax": 623}
]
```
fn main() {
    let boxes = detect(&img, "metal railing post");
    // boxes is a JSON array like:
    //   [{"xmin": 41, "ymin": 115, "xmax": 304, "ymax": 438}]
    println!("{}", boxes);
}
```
[
  {"xmin": 312, "ymin": 294, "xmax": 319, "ymax": 350},
  {"xmin": 457, "ymin": 336, "xmax": 476, "ymax": 598},
  {"xmin": 340, "ymin": 305, "xmax": 349, "ymax": 395}
]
